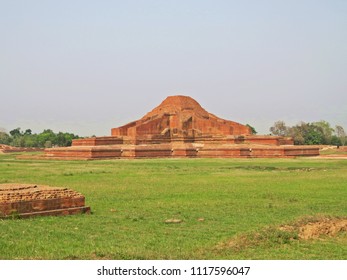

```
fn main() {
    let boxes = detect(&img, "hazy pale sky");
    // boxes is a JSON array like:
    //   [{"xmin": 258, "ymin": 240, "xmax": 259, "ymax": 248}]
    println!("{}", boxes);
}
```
[{"xmin": 1, "ymin": 0, "xmax": 346, "ymax": 136}]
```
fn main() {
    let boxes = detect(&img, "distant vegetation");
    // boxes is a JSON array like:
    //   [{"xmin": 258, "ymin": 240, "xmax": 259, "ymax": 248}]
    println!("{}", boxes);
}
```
[
  {"xmin": 0, "ymin": 128, "xmax": 81, "ymax": 148},
  {"xmin": 269, "ymin": 120, "xmax": 346, "ymax": 146}
]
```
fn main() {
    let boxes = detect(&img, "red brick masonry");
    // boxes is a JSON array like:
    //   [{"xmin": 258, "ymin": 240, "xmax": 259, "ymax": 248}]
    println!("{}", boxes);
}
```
[
  {"xmin": 0, "ymin": 184, "xmax": 90, "ymax": 218},
  {"xmin": 45, "ymin": 95, "xmax": 319, "ymax": 159}
]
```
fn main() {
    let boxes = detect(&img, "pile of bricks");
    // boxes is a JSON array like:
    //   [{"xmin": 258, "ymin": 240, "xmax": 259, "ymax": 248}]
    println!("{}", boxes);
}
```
[{"xmin": 0, "ymin": 184, "xmax": 90, "ymax": 218}]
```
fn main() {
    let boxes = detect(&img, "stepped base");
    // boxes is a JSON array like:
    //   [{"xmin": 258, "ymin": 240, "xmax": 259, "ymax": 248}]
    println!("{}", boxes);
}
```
[{"xmin": 45, "ymin": 143, "xmax": 319, "ymax": 159}]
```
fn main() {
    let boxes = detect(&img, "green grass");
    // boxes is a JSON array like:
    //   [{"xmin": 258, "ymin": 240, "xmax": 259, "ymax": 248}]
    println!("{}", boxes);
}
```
[
  {"xmin": 0, "ymin": 152, "xmax": 346, "ymax": 259},
  {"xmin": 320, "ymin": 149, "xmax": 347, "ymax": 155}
]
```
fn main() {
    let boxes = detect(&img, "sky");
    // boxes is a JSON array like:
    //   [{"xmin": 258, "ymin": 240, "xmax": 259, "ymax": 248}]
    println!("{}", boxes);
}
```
[{"xmin": 1, "ymin": 0, "xmax": 346, "ymax": 136}]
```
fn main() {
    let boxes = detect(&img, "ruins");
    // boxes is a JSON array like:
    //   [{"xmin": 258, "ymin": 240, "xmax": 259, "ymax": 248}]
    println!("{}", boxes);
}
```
[
  {"xmin": 0, "ymin": 144, "xmax": 43, "ymax": 153},
  {"xmin": 45, "ymin": 95, "xmax": 319, "ymax": 159},
  {"xmin": 0, "ymin": 184, "xmax": 90, "ymax": 218}
]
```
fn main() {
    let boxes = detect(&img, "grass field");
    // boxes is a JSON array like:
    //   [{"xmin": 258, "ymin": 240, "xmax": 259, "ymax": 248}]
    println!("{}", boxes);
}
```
[{"xmin": 0, "ymin": 152, "xmax": 346, "ymax": 260}]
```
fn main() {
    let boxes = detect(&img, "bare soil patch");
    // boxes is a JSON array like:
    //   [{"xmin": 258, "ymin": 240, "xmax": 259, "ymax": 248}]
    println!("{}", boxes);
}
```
[{"xmin": 282, "ymin": 217, "xmax": 347, "ymax": 240}]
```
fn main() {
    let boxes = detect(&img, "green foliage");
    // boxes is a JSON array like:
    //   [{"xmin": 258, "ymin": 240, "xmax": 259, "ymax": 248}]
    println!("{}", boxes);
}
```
[
  {"xmin": 0, "ymin": 156, "xmax": 346, "ymax": 259},
  {"xmin": 270, "ymin": 121, "xmax": 289, "ymax": 136},
  {"xmin": 44, "ymin": 140, "xmax": 53, "ymax": 148},
  {"xmin": 314, "ymin": 120, "xmax": 334, "ymax": 144},
  {"xmin": 0, "ymin": 132, "xmax": 11, "ymax": 145},
  {"xmin": 246, "ymin": 124, "xmax": 257, "ymax": 135},
  {"xmin": 0, "ymin": 128, "xmax": 81, "ymax": 148},
  {"xmin": 335, "ymin": 125, "xmax": 346, "ymax": 146},
  {"xmin": 270, "ymin": 120, "xmax": 346, "ymax": 146},
  {"xmin": 24, "ymin": 129, "xmax": 32, "ymax": 135},
  {"xmin": 331, "ymin": 136, "xmax": 342, "ymax": 146},
  {"xmin": 9, "ymin": 128, "xmax": 22, "ymax": 137},
  {"xmin": 299, "ymin": 122, "xmax": 325, "ymax": 145}
]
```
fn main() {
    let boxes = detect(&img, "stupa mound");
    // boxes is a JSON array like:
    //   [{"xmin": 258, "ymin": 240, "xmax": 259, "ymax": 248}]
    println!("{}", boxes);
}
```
[
  {"xmin": 111, "ymin": 95, "xmax": 250, "ymax": 138},
  {"xmin": 0, "ymin": 184, "xmax": 90, "ymax": 218},
  {"xmin": 45, "ymin": 95, "xmax": 319, "ymax": 159}
]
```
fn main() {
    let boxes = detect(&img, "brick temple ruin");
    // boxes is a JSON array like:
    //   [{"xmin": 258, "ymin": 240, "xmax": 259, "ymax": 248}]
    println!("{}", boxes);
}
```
[
  {"xmin": 0, "ymin": 184, "xmax": 90, "ymax": 218},
  {"xmin": 45, "ymin": 95, "xmax": 319, "ymax": 159}
]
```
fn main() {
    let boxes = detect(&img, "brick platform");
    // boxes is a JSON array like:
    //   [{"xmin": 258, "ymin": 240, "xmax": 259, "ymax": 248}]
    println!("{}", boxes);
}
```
[
  {"xmin": 0, "ymin": 144, "xmax": 43, "ymax": 153},
  {"xmin": 0, "ymin": 184, "xmax": 91, "ymax": 218}
]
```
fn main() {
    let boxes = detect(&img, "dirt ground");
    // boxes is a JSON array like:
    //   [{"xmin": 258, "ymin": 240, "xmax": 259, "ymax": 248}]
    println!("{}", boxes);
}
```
[
  {"xmin": 298, "ymin": 218, "xmax": 347, "ymax": 240},
  {"xmin": 280, "ymin": 217, "xmax": 347, "ymax": 240}
]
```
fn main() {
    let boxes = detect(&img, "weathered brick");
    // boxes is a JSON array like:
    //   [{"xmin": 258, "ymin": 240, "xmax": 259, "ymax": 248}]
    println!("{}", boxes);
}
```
[
  {"xmin": 0, "ymin": 184, "xmax": 90, "ymax": 218},
  {"xmin": 44, "ymin": 95, "xmax": 319, "ymax": 159}
]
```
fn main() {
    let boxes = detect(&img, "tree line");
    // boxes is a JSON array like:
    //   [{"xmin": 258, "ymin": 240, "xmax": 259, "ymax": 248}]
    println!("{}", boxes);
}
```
[
  {"xmin": 0, "ymin": 128, "xmax": 81, "ymax": 148},
  {"xmin": 269, "ymin": 120, "xmax": 346, "ymax": 146}
]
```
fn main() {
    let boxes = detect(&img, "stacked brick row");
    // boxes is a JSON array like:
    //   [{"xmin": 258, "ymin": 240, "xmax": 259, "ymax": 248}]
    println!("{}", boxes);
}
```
[{"xmin": 45, "ymin": 143, "xmax": 319, "ymax": 159}]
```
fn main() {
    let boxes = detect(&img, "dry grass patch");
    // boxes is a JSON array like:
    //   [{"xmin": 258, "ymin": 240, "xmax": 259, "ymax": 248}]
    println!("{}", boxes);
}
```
[{"xmin": 216, "ymin": 216, "xmax": 347, "ymax": 253}]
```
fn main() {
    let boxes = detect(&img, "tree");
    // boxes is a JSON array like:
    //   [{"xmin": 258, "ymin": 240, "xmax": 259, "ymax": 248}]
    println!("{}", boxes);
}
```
[
  {"xmin": 289, "ymin": 123, "xmax": 305, "ymax": 144},
  {"xmin": 304, "ymin": 123, "xmax": 325, "ymax": 145},
  {"xmin": 292, "ymin": 122, "xmax": 325, "ymax": 145},
  {"xmin": 246, "ymin": 124, "xmax": 257, "ymax": 135},
  {"xmin": 1, "ymin": 127, "xmax": 81, "ymax": 148},
  {"xmin": 269, "ymin": 120, "xmax": 346, "ymax": 145},
  {"xmin": 44, "ymin": 140, "xmax": 52, "ymax": 148},
  {"xmin": 9, "ymin": 128, "xmax": 22, "ymax": 137},
  {"xmin": 11, "ymin": 135, "xmax": 25, "ymax": 147},
  {"xmin": 335, "ymin": 125, "xmax": 346, "ymax": 146},
  {"xmin": 0, "ymin": 132, "xmax": 11, "ymax": 145},
  {"xmin": 331, "ymin": 135, "xmax": 342, "ymax": 146},
  {"xmin": 23, "ymin": 134, "xmax": 37, "ymax": 147},
  {"xmin": 313, "ymin": 121, "xmax": 334, "ymax": 144},
  {"xmin": 280, "ymin": 122, "xmax": 325, "ymax": 145},
  {"xmin": 270, "ymin": 121, "xmax": 289, "ymax": 136},
  {"xmin": 37, "ymin": 129, "xmax": 56, "ymax": 147}
]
